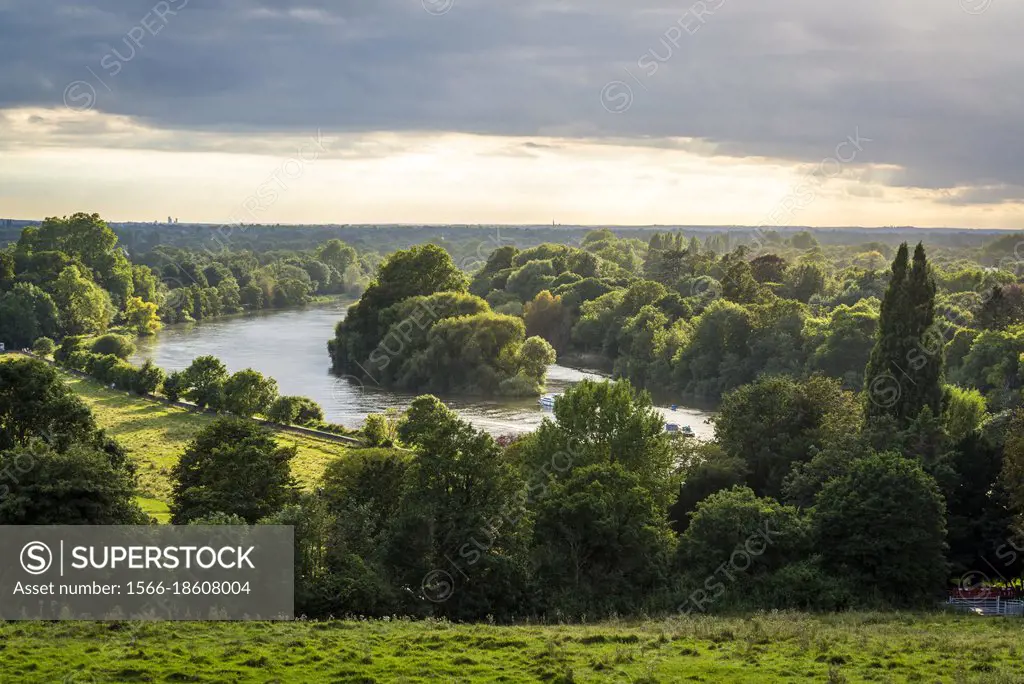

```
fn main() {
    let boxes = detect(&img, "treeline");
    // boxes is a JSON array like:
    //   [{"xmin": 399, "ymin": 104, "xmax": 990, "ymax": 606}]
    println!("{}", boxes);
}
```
[
  {"xmin": 0, "ymin": 213, "xmax": 369, "ymax": 350},
  {"xmin": 458, "ymin": 228, "xmax": 1024, "ymax": 407},
  {"xmin": 137, "ymin": 240, "xmax": 373, "ymax": 324},
  {"xmin": 49, "ymin": 335, "xmax": 329, "ymax": 430}
]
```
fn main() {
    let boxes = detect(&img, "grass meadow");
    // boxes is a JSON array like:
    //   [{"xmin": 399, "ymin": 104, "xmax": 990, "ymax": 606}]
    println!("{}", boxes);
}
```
[
  {"xmin": 64, "ymin": 375, "xmax": 351, "ymax": 506},
  {"xmin": 1, "ymin": 612, "xmax": 1021, "ymax": 683}
]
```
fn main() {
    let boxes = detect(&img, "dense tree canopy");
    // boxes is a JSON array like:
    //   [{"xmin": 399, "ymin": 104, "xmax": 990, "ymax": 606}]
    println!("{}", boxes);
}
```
[{"xmin": 170, "ymin": 418, "xmax": 298, "ymax": 524}]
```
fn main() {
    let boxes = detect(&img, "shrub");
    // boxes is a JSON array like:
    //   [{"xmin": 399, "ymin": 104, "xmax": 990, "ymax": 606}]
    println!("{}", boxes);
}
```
[
  {"xmin": 132, "ymin": 360, "xmax": 165, "ymax": 395},
  {"xmin": 31, "ymin": 337, "xmax": 56, "ymax": 356},
  {"xmin": 363, "ymin": 413, "xmax": 395, "ymax": 447},
  {"xmin": 54, "ymin": 335, "xmax": 87, "ymax": 365},
  {"xmin": 267, "ymin": 396, "xmax": 324, "ymax": 426},
  {"xmin": 162, "ymin": 370, "xmax": 189, "ymax": 403},
  {"xmin": 90, "ymin": 334, "xmax": 136, "ymax": 360}
]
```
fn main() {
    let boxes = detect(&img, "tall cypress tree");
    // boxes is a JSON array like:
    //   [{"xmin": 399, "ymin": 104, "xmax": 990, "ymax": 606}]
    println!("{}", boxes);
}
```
[{"xmin": 864, "ymin": 242, "xmax": 943, "ymax": 425}]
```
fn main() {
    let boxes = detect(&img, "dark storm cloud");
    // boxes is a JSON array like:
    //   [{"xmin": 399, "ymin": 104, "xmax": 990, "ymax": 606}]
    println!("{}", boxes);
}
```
[{"xmin": 0, "ymin": 0, "xmax": 1021, "ymax": 202}]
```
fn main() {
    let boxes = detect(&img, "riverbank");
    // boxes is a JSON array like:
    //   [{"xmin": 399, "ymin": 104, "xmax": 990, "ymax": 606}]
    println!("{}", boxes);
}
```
[{"xmin": 2, "ymin": 611, "xmax": 1017, "ymax": 682}]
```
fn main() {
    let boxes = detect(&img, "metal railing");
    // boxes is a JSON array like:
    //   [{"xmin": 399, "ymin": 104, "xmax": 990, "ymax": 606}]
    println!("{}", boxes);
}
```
[{"xmin": 946, "ymin": 596, "xmax": 1024, "ymax": 616}]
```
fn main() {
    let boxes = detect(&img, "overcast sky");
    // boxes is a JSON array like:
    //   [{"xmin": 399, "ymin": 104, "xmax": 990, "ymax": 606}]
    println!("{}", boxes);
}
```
[{"xmin": 1, "ymin": 0, "xmax": 1022, "ymax": 227}]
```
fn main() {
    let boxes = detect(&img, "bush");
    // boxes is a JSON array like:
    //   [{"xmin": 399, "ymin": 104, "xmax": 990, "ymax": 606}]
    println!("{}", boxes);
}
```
[
  {"xmin": 90, "ymin": 334, "xmax": 136, "ymax": 360},
  {"xmin": 162, "ymin": 370, "xmax": 188, "ymax": 403},
  {"xmin": 267, "ymin": 396, "xmax": 325, "ymax": 426},
  {"xmin": 54, "ymin": 335, "xmax": 87, "ymax": 365},
  {"xmin": 363, "ymin": 413, "xmax": 396, "ymax": 447},
  {"xmin": 31, "ymin": 337, "xmax": 56, "ymax": 356},
  {"xmin": 132, "ymin": 360, "xmax": 165, "ymax": 395}
]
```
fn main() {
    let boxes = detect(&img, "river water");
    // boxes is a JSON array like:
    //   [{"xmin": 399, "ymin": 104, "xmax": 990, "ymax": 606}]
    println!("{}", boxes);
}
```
[{"xmin": 132, "ymin": 301, "xmax": 715, "ymax": 439}]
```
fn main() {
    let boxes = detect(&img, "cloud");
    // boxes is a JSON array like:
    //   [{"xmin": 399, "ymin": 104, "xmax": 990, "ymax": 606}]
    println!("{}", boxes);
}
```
[{"xmin": 0, "ymin": 0, "xmax": 1022, "ymax": 203}]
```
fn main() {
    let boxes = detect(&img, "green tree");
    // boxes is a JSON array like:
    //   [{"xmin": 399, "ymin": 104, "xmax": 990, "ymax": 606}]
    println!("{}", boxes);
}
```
[
  {"xmin": 0, "ymin": 441, "xmax": 147, "ymax": 525},
  {"xmin": 363, "ymin": 413, "xmax": 397, "ymax": 447},
  {"xmin": 317, "ymin": 239, "xmax": 358, "ymax": 275},
  {"xmin": 52, "ymin": 265, "xmax": 113, "ymax": 336},
  {"xmin": 25, "ymin": 213, "xmax": 133, "ymax": 305},
  {"xmin": 317, "ymin": 449, "xmax": 411, "ymax": 615},
  {"xmin": 182, "ymin": 355, "xmax": 228, "ymax": 409},
  {"xmin": 131, "ymin": 360, "xmax": 165, "ymax": 395},
  {"xmin": 943, "ymin": 385, "xmax": 988, "ymax": 443},
  {"xmin": 331, "ymin": 245, "xmax": 467, "ymax": 374},
  {"xmin": 389, "ymin": 410, "xmax": 530, "ymax": 620},
  {"xmin": 715, "ymin": 375, "xmax": 860, "ymax": 498},
  {"xmin": 162, "ymin": 370, "xmax": 188, "ymax": 402},
  {"xmin": 864, "ymin": 243, "xmax": 943, "ymax": 425},
  {"xmin": 523, "ymin": 290, "xmax": 572, "ymax": 351},
  {"xmin": 804, "ymin": 299, "xmax": 879, "ymax": 389},
  {"xmin": 518, "ymin": 379, "xmax": 674, "ymax": 503},
  {"xmin": 397, "ymin": 395, "xmax": 457, "ymax": 447},
  {"xmin": 223, "ymin": 368, "xmax": 278, "ymax": 417},
  {"xmin": 170, "ymin": 417, "xmax": 298, "ymax": 523},
  {"xmin": 0, "ymin": 357, "xmax": 96, "ymax": 451},
  {"xmin": 0, "ymin": 283, "xmax": 60, "ymax": 348},
  {"xmin": 669, "ymin": 442, "xmax": 747, "ymax": 533},
  {"xmin": 678, "ymin": 486, "xmax": 809, "ymax": 588},
  {"xmin": 267, "ymin": 396, "xmax": 324, "ymax": 426},
  {"xmin": 814, "ymin": 451, "xmax": 948, "ymax": 606},
  {"xmin": 532, "ymin": 463, "xmax": 676, "ymax": 615},
  {"xmin": 1001, "ymin": 410, "xmax": 1024, "ymax": 530}
]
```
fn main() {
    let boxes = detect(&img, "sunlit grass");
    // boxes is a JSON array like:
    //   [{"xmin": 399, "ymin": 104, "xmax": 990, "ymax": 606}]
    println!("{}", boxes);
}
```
[
  {"xmin": 2, "ymin": 612, "xmax": 1022, "ymax": 683},
  {"xmin": 0, "ymin": 354, "xmax": 350, "ymax": 506},
  {"xmin": 65, "ymin": 375, "xmax": 350, "ymax": 503}
]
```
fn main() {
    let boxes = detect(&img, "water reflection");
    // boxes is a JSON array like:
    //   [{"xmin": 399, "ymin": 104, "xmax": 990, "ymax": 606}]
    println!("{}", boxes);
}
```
[{"xmin": 132, "ymin": 301, "xmax": 715, "ymax": 439}]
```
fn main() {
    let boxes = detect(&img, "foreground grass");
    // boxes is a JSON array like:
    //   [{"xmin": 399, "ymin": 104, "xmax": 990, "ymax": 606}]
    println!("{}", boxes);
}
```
[
  {"xmin": 1, "ymin": 612, "xmax": 1021, "ymax": 683},
  {"xmin": 65, "ymin": 375, "xmax": 350, "ymax": 503}
]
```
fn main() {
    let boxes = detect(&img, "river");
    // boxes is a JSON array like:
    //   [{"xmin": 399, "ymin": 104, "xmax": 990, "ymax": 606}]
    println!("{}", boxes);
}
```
[{"xmin": 132, "ymin": 301, "xmax": 715, "ymax": 439}]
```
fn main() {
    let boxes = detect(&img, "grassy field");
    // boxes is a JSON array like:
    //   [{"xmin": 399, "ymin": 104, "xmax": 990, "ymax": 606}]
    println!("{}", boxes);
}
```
[
  {"xmin": 0, "ymin": 352, "xmax": 350, "ymax": 507},
  {"xmin": 1, "ymin": 612, "xmax": 1021, "ymax": 682},
  {"xmin": 64, "ymin": 375, "xmax": 351, "ymax": 504}
]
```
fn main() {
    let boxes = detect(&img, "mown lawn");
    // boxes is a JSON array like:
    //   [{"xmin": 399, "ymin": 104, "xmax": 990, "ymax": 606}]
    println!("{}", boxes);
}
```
[
  {"xmin": 63, "ymin": 375, "xmax": 350, "ymax": 503},
  {"xmin": 1, "ymin": 612, "xmax": 1021, "ymax": 683}
]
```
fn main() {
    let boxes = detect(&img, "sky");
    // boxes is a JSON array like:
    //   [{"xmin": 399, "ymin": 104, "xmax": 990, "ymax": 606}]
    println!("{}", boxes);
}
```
[{"xmin": 1, "ymin": 0, "xmax": 1022, "ymax": 228}]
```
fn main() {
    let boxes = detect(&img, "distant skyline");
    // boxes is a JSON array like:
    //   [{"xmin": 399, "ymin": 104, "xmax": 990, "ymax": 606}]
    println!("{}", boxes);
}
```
[{"xmin": 1, "ymin": 2, "xmax": 1023, "ymax": 228}]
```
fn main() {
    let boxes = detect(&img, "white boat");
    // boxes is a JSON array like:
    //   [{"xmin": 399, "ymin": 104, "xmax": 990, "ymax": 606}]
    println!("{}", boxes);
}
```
[
  {"xmin": 539, "ymin": 393, "xmax": 559, "ymax": 411},
  {"xmin": 665, "ymin": 423, "xmax": 694, "ymax": 436}
]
